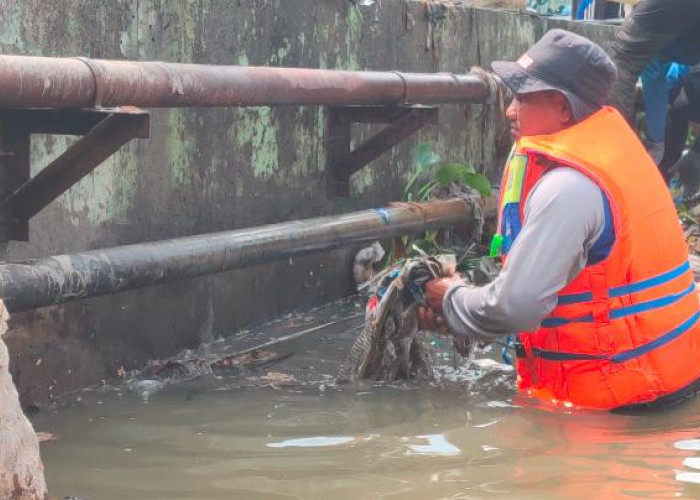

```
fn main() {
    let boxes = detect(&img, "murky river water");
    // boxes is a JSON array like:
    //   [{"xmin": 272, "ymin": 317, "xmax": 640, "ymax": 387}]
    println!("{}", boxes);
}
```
[{"xmin": 31, "ymin": 298, "xmax": 700, "ymax": 499}]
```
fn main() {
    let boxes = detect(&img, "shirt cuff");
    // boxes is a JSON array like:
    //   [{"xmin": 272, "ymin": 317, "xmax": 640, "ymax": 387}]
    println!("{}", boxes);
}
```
[{"xmin": 442, "ymin": 283, "xmax": 475, "ymax": 338}]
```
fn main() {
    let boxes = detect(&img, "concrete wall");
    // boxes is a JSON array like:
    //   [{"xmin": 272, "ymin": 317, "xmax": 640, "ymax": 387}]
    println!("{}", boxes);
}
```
[{"xmin": 0, "ymin": 0, "xmax": 615, "ymax": 405}]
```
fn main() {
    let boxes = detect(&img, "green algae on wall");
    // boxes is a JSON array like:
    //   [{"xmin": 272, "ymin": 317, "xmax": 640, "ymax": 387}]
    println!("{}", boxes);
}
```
[
  {"xmin": 298, "ymin": 32, "xmax": 306, "ymax": 55},
  {"xmin": 269, "ymin": 37, "xmax": 290, "ymax": 65},
  {"xmin": 233, "ymin": 107, "xmax": 279, "ymax": 179},
  {"xmin": 315, "ymin": 107, "xmax": 327, "ymax": 172},
  {"xmin": 0, "ymin": 1, "xmax": 26, "ymax": 52},
  {"xmin": 168, "ymin": 109, "xmax": 200, "ymax": 186},
  {"xmin": 30, "ymin": 136, "xmax": 138, "ymax": 226},
  {"xmin": 18, "ymin": 0, "xmax": 127, "ymax": 57},
  {"xmin": 237, "ymin": 52, "xmax": 249, "ymax": 66},
  {"xmin": 289, "ymin": 109, "xmax": 317, "ymax": 178},
  {"xmin": 341, "ymin": 6, "xmax": 361, "ymax": 71},
  {"xmin": 166, "ymin": 0, "xmax": 210, "ymax": 62},
  {"xmin": 351, "ymin": 164, "xmax": 374, "ymax": 195}
]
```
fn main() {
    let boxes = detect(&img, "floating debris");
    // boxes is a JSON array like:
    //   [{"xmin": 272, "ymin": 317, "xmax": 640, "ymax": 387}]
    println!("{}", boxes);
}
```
[
  {"xmin": 267, "ymin": 436, "xmax": 355, "ymax": 448},
  {"xmin": 338, "ymin": 256, "xmax": 455, "ymax": 382},
  {"xmin": 128, "ymin": 379, "xmax": 166, "ymax": 402},
  {"xmin": 259, "ymin": 371, "xmax": 297, "ymax": 386},
  {"xmin": 35, "ymin": 432, "xmax": 59, "ymax": 443},
  {"xmin": 145, "ymin": 349, "xmax": 293, "ymax": 382},
  {"xmin": 353, "ymin": 241, "xmax": 385, "ymax": 290},
  {"xmin": 212, "ymin": 351, "xmax": 292, "ymax": 376}
]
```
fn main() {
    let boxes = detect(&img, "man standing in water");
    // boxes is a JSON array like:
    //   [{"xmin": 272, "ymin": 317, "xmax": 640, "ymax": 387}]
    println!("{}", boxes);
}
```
[{"xmin": 420, "ymin": 29, "xmax": 700, "ymax": 411}]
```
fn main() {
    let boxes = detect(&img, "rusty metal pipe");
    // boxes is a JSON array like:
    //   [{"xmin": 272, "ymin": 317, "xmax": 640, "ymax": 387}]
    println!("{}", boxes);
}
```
[
  {"xmin": 0, "ymin": 199, "xmax": 473, "ymax": 312},
  {"xmin": 0, "ymin": 55, "xmax": 490, "ymax": 109}
]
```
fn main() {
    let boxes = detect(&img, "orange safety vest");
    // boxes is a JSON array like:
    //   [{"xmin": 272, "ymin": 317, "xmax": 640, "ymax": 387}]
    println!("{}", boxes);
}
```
[{"xmin": 494, "ymin": 106, "xmax": 700, "ymax": 410}]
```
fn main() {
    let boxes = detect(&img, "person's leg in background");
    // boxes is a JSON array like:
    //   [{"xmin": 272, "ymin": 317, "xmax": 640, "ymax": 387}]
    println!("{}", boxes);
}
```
[
  {"xmin": 667, "ymin": 67, "xmax": 700, "ymax": 199},
  {"xmin": 657, "ymin": 64, "xmax": 690, "ymax": 177},
  {"xmin": 641, "ymin": 58, "xmax": 671, "ymax": 165},
  {"xmin": 661, "ymin": 87, "xmax": 692, "ymax": 173}
]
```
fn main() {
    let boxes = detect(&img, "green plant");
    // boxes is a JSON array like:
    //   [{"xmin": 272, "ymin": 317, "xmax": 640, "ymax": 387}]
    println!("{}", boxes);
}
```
[
  {"xmin": 403, "ymin": 142, "xmax": 492, "ymax": 201},
  {"xmin": 381, "ymin": 142, "xmax": 492, "ymax": 267},
  {"xmin": 433, "ymin": 162, "xmax": 492, "ymax": 197},
  {"xmin": 403, "ymin": 142, "xmax": 442, "ymax": 202},
  {"xmin": 678, "ymin": 203, "xmax": 699, "ymax": 226},
  {"xmin": 687, "ymin": 126, "xmax": 699, "ymax": 150}
]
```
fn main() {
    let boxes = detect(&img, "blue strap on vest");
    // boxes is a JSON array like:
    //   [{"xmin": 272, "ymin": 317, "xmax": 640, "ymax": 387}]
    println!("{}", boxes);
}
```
[
  {"xmin": 501, "ymin": 336, "xmax": 514, "ymax": 365},
  {"xmin": 501, "ymin": 203, "xmax": 522, "ymax": 254},
  {"xmin": 586, "ymin": 192, "xmax": 614, "ymax": 265}
]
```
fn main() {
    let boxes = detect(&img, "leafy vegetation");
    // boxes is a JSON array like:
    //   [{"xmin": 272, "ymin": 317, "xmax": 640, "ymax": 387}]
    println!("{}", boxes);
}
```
[
  {"xmin": 403, "ymin": 142, "xmax": 492, "ymax": 202},
  {"xmin": 678, "ymin": 203, "xmax": 699, "ymax": 226},
  {"xmin": 381, "ymin": 142, "xmax": 492, "ymax": 270},
  {"xmin": 688, "ymin": 125, "xmax": 699, "ymax": 150}
]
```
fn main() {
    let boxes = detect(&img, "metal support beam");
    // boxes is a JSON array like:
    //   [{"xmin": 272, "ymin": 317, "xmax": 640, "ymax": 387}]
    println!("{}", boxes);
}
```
[
  {"xmin": 0, "ymin": 199, "xmax": 472, "ymax": 312},
  {"xmin": 326, "ymin": 108, "xmax": 353, "ymax": 198},
  {"xmin": 0, "ymin": 121, "xmax": 30, "ymax": 241},
  {"xmin": 338, "ymin": 107, "xmax": 438, "ymax": 177},
  {"xmin": 326, "ymin": 106, "xmax": 438, "ymax": 197},
  {"xmin": 0, "ymin": 108, "xmax": 149, "ymax": 233},
  {"xmin": 1, "ymin": 109, "xmax": 118, "ymax": 136}
]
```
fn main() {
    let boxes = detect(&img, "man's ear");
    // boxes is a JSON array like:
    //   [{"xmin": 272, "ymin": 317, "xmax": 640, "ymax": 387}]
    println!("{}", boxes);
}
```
[{"xmin": 556, "ymin": 93, "xmax": 574, "ymax": 124}]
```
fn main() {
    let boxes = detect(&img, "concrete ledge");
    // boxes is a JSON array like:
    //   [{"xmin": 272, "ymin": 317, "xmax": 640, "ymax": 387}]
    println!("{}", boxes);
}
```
[{"xmin": 0, "ymin": 300, "xmax": 46, "ymax": 498}]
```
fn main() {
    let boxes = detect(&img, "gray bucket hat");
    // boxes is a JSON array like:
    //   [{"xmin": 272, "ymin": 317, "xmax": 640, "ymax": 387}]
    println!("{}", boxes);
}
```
[{"xmin": 491, "ymin": 29, "xmax": 617, "ymax": 121}]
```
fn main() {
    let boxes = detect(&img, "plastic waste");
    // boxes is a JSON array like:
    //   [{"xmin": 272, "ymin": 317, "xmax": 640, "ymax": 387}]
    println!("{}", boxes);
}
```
[{"xmin": 670, "ymin": 176, "xmax": 684, "ymax": 206}]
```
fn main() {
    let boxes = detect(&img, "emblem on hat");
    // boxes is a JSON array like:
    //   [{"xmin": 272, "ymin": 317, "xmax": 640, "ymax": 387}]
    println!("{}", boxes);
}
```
[{"xmin": 517, "ymin": 54, "xmax": 534, "ymax": 69}]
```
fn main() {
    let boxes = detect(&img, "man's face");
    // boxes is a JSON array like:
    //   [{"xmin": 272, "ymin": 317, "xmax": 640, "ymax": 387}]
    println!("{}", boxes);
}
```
[{"xmin": 505, "ymin": 90, "xmax": 574, "ymax": 141}]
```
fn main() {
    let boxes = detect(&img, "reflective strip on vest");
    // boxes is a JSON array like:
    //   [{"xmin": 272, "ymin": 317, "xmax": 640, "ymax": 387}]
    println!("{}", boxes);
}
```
[
  {"xmin": 496, "ymin": 153, "xmax": 529, "ymax": 255},
  {"xmin": 543, "ymin": 262, "xmax": 695, "ymax": 327},
  {"xmin": 502, "ymin": 154, "xmax": 528, "ymax": 206},
  {"xmin": 556, "ymin": 261, "xmax": 692, "ymax": 306},
  {"xmin": 534, "ymin": 260, "xmax": 697, "ymax": 363},
  {"xmin": 532, "ymin": 310, "xmax": 700, "ymax": 363}
]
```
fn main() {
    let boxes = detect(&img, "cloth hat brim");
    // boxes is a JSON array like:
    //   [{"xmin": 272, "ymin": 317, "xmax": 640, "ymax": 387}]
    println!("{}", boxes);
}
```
[{"xmin": 491, "ymin": 60, "xmax": 599, "ymax": 121}]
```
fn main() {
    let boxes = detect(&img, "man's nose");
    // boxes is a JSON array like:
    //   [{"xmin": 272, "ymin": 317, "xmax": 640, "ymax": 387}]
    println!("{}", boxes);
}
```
[{"xmin": 506, "ymin": 99, "xmax": 518, "ymax": 121}]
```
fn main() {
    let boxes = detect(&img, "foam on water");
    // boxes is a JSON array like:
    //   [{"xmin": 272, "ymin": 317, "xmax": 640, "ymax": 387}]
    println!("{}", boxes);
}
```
[
  {"xmin": 406, "ymin": 434, "xmax": 462, "ymax": 456},
  {"xmin": 266, "ymin": 436, "xmax": 356, "ymax": 448},
  {"xmin": 676, "ymin": 439, "xmax": 700, "ymax": 451}
]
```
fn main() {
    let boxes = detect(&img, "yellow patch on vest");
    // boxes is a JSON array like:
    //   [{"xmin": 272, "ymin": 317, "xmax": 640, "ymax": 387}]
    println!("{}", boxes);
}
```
[{"xmin": 502, "ymin": 154, "xmax": 528, "ymax": 207}]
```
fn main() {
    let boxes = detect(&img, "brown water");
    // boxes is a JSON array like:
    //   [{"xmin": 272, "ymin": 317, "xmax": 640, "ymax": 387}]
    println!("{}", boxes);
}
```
[{"xmin": 32, "ymin": 299, "xmax": 700, "ymax": 499}]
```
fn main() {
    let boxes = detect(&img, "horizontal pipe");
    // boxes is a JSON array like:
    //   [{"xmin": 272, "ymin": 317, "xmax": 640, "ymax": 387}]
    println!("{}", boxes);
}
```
[
  {"xmin": 0, "ymin": 55, "xmax": 490, "ymax": 109},
  {"xmin": 0, "ymin": 199, "xmax": 473, "ymax": 312}
]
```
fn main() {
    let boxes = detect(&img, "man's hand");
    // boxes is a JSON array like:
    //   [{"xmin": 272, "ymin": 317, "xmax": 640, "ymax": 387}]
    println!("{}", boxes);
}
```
[
  {"xmin": 417, "ymin": 307, "xmax": 445, "ymax": 331},
  {"xmin": 417, "ymin": 275, "xmax": 465, "ymax": 330},
  {"xmin": 424, "ymin": 275, "xmax": 465, "ymax": 314}
]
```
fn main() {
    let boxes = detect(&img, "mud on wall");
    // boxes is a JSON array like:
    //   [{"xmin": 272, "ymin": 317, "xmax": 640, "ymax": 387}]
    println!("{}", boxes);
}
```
[{"xmin": 0, "ymin": 1, "xmax": 614, "ymax": 404}]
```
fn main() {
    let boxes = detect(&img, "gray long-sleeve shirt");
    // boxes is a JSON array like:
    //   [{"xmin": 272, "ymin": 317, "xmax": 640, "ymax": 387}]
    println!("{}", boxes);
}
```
[{"xmin": 443, "ymin": 167, "xmax": 606, "ymax": 341}]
